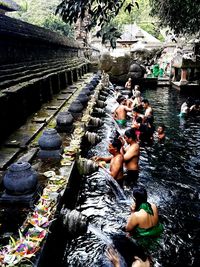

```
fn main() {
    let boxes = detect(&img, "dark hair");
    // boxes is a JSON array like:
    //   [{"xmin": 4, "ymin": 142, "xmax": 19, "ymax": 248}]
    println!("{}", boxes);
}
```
[
  {"xmin": 128, "ymin": 92, "xmax": 132, "ymax": 98},
  {"xmin": 124, "ymin": 128, "xmax": 136, "ymax": 140},
  {"xmin": 159, "ymin": 124, "xmax": 166, "ymax": 130},
  {"xmin": 136, "ymin": 117, "xmax": 142, "ymax": 123},
  {"xmin": 142, "ymin": 99, "xmax": 149, "ymax": 105},
  {"xmin": 133, "ymin": 186, "xmax": 147, "ymax": 211},
  {"xmin": 194, "ymin": 99, "xmax": 200, "ymax": 106},
  {"xmin": 117, "ymin": 96, "xmax": 125, "ymax": 104},
  {"xmin": 111, "ymin": 233, "xmax": 148, "ymax": 266},
  {"xmin": 133, "ymin": 107, "xmax": 140, "ymax": 113},
  {"xmin": 111, "ymin": 138, "xmax": 122, "ymax": 151}
]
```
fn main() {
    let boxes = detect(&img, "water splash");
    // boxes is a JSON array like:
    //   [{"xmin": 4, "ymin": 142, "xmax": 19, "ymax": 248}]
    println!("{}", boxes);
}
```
[
  {"xmin": 88, "ymin": 224, "xmax": 113, "ymax": 245},
  {"xmin": 106, "ymin": 113, "xmax": 125, "ymax": 136},
  {"xmin": 100, "ymin": 168, "xmax": 127, "ymax": 201}
]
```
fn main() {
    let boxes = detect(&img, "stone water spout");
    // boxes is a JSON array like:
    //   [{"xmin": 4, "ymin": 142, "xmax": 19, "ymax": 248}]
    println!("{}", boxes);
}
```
[
  {"xmin": 95, "ymin": 100, "xmax": 107, "ymax": 108},
  {"xmin": 85, "ymin": 131, "xmax": 101, "ymax": 145},
  {"xmin": 99, "ymin": 90, "xmax": 109, "ymax": 97},
  {"xmin": 77, "ymin": 157, "xmax": 99, "ymax": 175},
  {"xmin": 89, "ymin": 116, "xmax": 103, "ymax": 127},
  {"xmin": 98, "ymin": 95, "xmax": 107, "ymax": 102},
  {"xmin": 38, "ymin": 128, "xmax": 63, "ymax": 159},
  {"xmin": 91, "ymin": 107, "xmax": 106, "ymax": 117},
  {"xmin": 60, "ymin": 208, "xmax": 89, "ymax": 238}
]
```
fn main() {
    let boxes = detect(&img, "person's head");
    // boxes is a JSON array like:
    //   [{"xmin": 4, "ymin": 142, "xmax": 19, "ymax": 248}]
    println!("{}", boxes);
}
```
[
  {"xmin": 128, "ymin": 77, "xmax": 132, "ymax": 82},
  {"xmin": 111, "ymin": 233, "xmax": 148, "ymax": 266},
  {"xmin": 133, "ymin": 107, "xmax": 140, "ymax": 115},
  {"xmin": 136, "ymin": 117, "xmax": 142, "ymax": 124},
  {"xmin": 157, "ymin": 124, "xmax": 165, "ymax": 134},
  {"xmin": 124, "ymin": 128, "xmax": 137, "ymax": 143},
  {"xmin": 134, "ymin": 85, "xmax": 140, "ymax": 91},
  {"xmin": 142, "ymin": 99, "xmax": 149, "ymax": 109},
  {"xmin": 108, "ymin": 138, "xmax": 122, "ymax": 154},
  {"xmin": 133, "ymin": 186, "xmax": 148, "ymax": 211},
  {"xmin": 116, "ymin": 95, "xmax": 125, "ymax": 104},
  {"xmin": 128, "ymin": 92, "xmax": 132, "ymax": 98}
]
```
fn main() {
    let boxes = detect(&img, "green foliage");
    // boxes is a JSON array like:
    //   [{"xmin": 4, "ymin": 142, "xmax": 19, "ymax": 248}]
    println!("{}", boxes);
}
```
[
  {"xmin": 56, "ymin": 0, "xmax": 139, "ymax": 48},
  {"xmin": 150, "ymin": 0, "xmax": 200, "ymax": 35},
  {"xmin": 10, "ymin": 0, "xmax": 74, "ymax": 37}
]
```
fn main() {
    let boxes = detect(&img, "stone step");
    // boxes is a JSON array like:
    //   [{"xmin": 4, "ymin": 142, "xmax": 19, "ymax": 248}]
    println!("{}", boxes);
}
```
[{"xmin": 0, "ymin": 60, "xmax": 86, "ymax": 90}]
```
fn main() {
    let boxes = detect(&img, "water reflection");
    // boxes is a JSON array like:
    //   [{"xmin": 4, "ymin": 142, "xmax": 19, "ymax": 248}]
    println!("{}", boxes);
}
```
[{"xmin": 64, "ymin": 87, "xmax": 200, "ymax": 267}]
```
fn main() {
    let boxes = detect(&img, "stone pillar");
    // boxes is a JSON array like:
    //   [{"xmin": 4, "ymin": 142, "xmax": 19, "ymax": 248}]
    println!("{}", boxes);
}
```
[
  {"xmin": 180, "ymin": 68, "xmax": 188, "ymax": 85},
  {"xmin": 67, "ymin": 71, "xmax": 73, "ymax": 85},
  {"xmin": 171, "ymin": 67, "xmax": 178, "ymax": 82}
]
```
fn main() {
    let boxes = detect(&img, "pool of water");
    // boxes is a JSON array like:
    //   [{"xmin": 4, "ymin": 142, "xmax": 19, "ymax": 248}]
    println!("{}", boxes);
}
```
[{"xmin": 63, "ymin": 87, "xmax": 200, "ymax": 267}]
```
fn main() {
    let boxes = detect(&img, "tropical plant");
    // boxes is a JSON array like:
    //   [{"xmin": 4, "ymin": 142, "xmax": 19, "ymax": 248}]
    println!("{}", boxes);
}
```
[
  {"xmin": 150, "ymin": 0, "xmax": 200, "ymax": 36},
  {"xmin": 56, "ymin": 0, "xmax": 139, "ymax": 48}
]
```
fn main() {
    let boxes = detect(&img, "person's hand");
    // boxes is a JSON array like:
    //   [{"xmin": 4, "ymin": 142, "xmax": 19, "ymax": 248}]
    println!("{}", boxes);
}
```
[
  {"xmin": 91, "ymin": 156, "xmax": 99, "ymax": 161},
  {"xmin": 118, "ymin": 136, "xmax": 125, "ymax": 146},
  {"xmin": 98, "ymin": 161, "xmax": 106, "ymax": 168},
  {"xmin": 106, "ymin": 247, "xmax": 120, "ymax": 267}
]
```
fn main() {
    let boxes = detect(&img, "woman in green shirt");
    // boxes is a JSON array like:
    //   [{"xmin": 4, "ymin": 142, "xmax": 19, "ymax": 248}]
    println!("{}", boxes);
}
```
[{"xmin": 126, "ymin": 186, "xmax": 163, "ymax": 240}]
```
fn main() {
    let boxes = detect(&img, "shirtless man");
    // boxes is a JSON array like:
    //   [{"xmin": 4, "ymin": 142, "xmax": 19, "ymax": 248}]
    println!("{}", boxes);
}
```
[
  {"xmin": 125, "ymin": 77, "xmax": 132, "ymax": 91},
  {"xmin": 114, "ymin": 97, "xmax": 132, "ymax": 126},
  {"xmin": 120, "ymin": 128, "xmax": 140, "ymax": 184},
  {"xmin": 156, "ymin": 124, "xmax": 166, "ymax": 141},
  {"xmin": 92, "ymin": 138, "xmax": 124, "ymax": 186},
  {"xmin": 141, "ymin": 99, "xmax": 153, "ymax": 120}
]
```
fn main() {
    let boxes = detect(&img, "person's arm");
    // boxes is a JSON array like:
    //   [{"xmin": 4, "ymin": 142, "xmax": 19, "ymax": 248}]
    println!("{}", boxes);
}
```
[
  {"xmin": 123, "ymin": 145, "xmax": 139, "ymax": 162},
  {"xmin": 125, "ymin": 106, "xmax": 133, "ymax": 112},
  {"xmin": 125, "ymin": 212, "xmax": 139, "ymax": 232},
  {"xmin": 92, "ymin": 156, "xmax": 112, "ymax": 163}
]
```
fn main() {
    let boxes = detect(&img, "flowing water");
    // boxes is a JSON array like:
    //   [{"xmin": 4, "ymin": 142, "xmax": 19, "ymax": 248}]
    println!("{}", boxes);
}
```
[{"xmin": 63, "ymin": 86, "xmax": 200, "ymax": 267}]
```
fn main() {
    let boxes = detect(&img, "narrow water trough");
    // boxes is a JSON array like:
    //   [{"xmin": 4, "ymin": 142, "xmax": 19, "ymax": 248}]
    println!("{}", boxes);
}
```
[{"xmin": 0, "ymin": 73, "xmax": 110, "ymax": 266}]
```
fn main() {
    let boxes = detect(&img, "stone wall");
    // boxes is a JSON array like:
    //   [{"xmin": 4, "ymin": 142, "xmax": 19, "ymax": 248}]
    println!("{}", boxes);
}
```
[
  {"xmin": 0, "ymin": 14, "xmax": 97, "ymax": 142},
  {"xmin": 0, "ymin": 14, "xmax": 85, "ymax": 64}
]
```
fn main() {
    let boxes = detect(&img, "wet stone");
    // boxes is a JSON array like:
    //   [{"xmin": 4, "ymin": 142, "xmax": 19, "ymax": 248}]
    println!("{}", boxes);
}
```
[
  {"xmin": 45, "ymin": 106, "xmax": 59, "ymax": 110},
  {"xmin": 0, "ymin": 147, "xmax": 20, "ymax": 170},
  {"xmin": 4, "ymin": 123, "xmax": 43, "ymax": 148}
]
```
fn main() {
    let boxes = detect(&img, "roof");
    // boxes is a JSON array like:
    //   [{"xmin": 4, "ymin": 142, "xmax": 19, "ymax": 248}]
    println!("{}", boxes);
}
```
[
  {"xmin": 118, "ymin": 31, "xmax": 138, "ymax": 44},
  {"xmin": 0, "ymin": 0, "xmax": 20, "ymax": 11},
  {"xmin": 118, "ymin": 24, "xmax": 161, "ymax": 44}
]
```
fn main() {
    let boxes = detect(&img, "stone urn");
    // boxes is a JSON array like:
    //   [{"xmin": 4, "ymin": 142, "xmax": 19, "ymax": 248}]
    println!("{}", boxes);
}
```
[
  {"xmin": 77, "ymin": 93, "xmax": 89, "ymax": 106},
  {"xmin": 82, "ymin": 87, "xmax": 91, "ymax": 96},
  {"xmin": 90, "ymin": 76, "xmax": 99, "ymax": 87},
  {"xmin": 85, "ymin": 84, "xmax": 95, "ymax": 91},
  {"xmin": 69, "ymin": 100, "xmax": 84, "ymax": 119},
  {"xmin": 56, "ymin": 111, "xmax": 74, "ymax": 133},
  {"xmin": 38, "ymin": 128, "xmax": 62, "ymax": 159},
  {"xmin": 3, "ymin": 162, "xmax": 38, "ymax": 195},
  {"xmin": 61, "ymin": 208, "xmax": 88, "ymax": 238}
]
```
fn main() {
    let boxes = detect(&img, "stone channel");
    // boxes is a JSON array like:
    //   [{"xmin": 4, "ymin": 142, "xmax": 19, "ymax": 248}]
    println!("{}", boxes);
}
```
[{"xmin": 0, "ymin": 71, "xmax": 109, "ymax": 266}]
